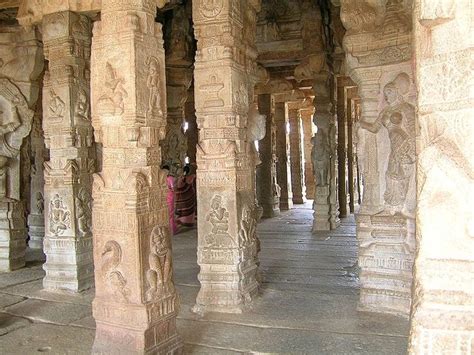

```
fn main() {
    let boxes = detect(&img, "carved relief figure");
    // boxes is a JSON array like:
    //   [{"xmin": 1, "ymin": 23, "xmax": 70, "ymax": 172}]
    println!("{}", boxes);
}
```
[
  {"xmin": 101, "ymin": 241, "xmax": 130, "ymax": 301},
  {"xmin": 146, "ymin": 56, "xmax": 163, "ymax": 115},
  {"xmin": 205, "ymin": 195, "xmax": 235, "ymax": 247},
  {"xmin": 239, "ymin": 203, "xmax": 257, "ymax": 246},
  {"xmin": 97, "ymin": 62, "xmax": 128, "ymax": 116},
  {"xmin": 49, "ymin": 194, "xmax": 71, "ymax": 236},
  {"xmin": 75, "ymin": 188, "xmax": 92, "ymax": 238},
  {"xmin": 48, "ymin": 88, "xmax": 65, "ymax": 119},
  {"xmin": 0, "ymin": 104, "xmax": 21, "ymax": 198},
  {"xmin": 36, "ymin": 192, "xmax": 44, "ymax": 214},
  {"xmin": 311, "ymin": 129, "xmax": 330, "ymax": 186},
  {"xmin": 145, "ymin": 226, "xmax": 174, "ymax": 302},
  {"xmin": 359, "ymin": 73, "xmax": 415, "ymax": 215},
  {"xmin": 75, "ymin": 88, "xmax": 89, "ymax": 121},
  {"xmin": 161, "ymin": 126, "xmax": 187, "ymax": 177}
]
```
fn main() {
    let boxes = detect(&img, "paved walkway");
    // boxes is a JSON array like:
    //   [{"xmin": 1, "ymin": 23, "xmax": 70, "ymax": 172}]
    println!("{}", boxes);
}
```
[{"xmin": 0, "ymin": 202, "xmax": 409, "ymax": 354}]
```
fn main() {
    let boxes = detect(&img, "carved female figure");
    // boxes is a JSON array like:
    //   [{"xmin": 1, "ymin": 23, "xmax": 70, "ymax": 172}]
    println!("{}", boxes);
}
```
[
  {"xmin": 146, "ymin": 57, "xmax": 162, "ymax": 115},
  {"xmin": 359, "ymin": 73, "xmax": 415, "ymax": 215},
  {"xmin": 311, "ymin": 129, "xmax": 330, "ymax": 187},
  {"xmin": 49, "ymin": 194, "xmax": 71, "ymax": 235},
  {"xmin": 146, "ymin": 226, "xmax": 173, "ymax": 301},
  {"xmin": 207, "ymin": 195, "xmax": 229, "ymax": 234}
]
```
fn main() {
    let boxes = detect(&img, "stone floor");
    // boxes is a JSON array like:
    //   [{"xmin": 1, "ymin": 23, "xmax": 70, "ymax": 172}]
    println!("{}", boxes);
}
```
[{"xmin": 0, "ymin": 202, "xmax": 409, "ymax": 354}]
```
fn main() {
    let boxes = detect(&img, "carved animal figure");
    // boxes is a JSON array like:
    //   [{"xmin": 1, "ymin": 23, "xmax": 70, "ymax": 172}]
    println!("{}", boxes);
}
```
[{"xmin": 101, "ymin": 240, "xmax": 130, "ymax": 301}]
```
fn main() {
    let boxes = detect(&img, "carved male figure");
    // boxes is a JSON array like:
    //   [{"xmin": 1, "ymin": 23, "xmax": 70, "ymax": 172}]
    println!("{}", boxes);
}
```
[
  {"xmin": 146, "ymin": 56, "xmax": 162, "ymax": 115},
  {"xmin": 48, "ymin": 88, "xmax": 65, "ymax": 118},
  {"xmin": 311, "ymin": 129, "xmax": 330, "ymax": 187},
  {"xmin": 49, "ymin": 194, "xmax": 71, "ymax": 235},
  {"xmin": 146, "ymin": 225, "xmax": 173, "ymax": 301},
  {"xmin": 0, "ymin": 104, "xmax": 21, "ymax": 199},
  {"xmin": 207, "ymin": 195, "xmax": 230, "ymax": 234}
]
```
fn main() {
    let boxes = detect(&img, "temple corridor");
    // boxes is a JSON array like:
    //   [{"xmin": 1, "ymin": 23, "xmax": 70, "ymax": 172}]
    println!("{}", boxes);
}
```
[{"xmin": 0, "ymin": 203, "xmax": 408, "ymax": 354}]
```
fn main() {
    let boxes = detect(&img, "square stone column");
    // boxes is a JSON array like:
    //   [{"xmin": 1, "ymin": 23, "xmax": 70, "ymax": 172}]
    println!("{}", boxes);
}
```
[
  {"xmin": 301, "ymin": 107, "xmax": 315, "ymax": 200},
  {"xmin": 192, "ymin": 0, "xmax": 261, "ymax": 314},
  {"xmin": 274, "ymin": 101, "xmax": 293, "ymax": 210},
  {"xmin": 340, "ymin": 0, "xmax": 416, "ymax": 317},
  {"xmin": 0, "ymin": 27, "xmax": 42, "ymax": 271},
  {"xmin": 256, "ymin": 94, "xmax": 280, "ymax": 218},
  {"xmin": 90, "ymin": 1, "xmax": 182, "ymax": 353},
  {"xmin": 28, "ymin": 93, "xmax": 47, "ymax": 249},
  {"xmin": 311, "ymin": 74, "xmax": 339, "ymax": 231},
  {"xmin": 409, "ymin": 0, "xmax": 474, "ymax": 352},
  {"xmin": 288, "ymin": 106, "xmax": 306, "ymax": 204},
  {"xmin": 41, "ymin": 12, "xmax": 95, "ymax": 292}
]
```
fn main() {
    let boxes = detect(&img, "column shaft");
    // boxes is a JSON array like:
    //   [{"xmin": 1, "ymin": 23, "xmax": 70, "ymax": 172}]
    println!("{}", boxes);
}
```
[
  {"xmin": 275, "ymin": 102, "xmax": 293, "ymax": 210},
  {"xmin": 301, "ymin": 108, "xmax": 315, "ymax": 200},
  {"xmin": 289, "ymin": 108, "xmax": 306, "ymax": 204},
  {"xmin": 256, "ymin": 94, "xmax": 280, "ymax": 218},
  {"xmin": 42, "ymin": 12, "xmax": 95, "ymax": 291},
  {"xmin": 192, "ymin": 0, "xmax": 260, "ymax": 313},
  {"xmin": 90, "ymin": 1, "xmax": 182, "ymax": 352},
  {"xmin": 409, "ymin": 0, "xmax": 473, "ymax": 352}
]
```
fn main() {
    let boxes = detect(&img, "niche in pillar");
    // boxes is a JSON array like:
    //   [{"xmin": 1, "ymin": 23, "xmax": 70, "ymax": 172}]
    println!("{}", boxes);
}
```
[{"xmin": 0, "ymin": 79, "xmax": 34, "ymax": 271}]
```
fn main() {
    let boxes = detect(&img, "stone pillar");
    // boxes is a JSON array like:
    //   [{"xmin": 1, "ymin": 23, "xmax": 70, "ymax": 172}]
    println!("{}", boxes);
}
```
[
  {"xmin": 256, "ymin": 94, "xmax": 280, "ymax": 218},
  {"xmin": 41, "ymin": 12, "xmax": 95, "ymax": 292},
  {"xmin": 301, "ymin": 107, "xmax": 315, "ymax": 200},
  {"xmin": 0, "ymin": 26, "xmax": 42, "ymax": 271},
  {"xmin": 288, "ymin": 105, "xmax": 306, "ymax": 204},
  {"xmin": 192, "ymin": 0, "xmax": 260, "ymax": 314},
  {"xmin": 185, "ymin": 85, "xmax": 197, "ymax": 165},
  {"xmin": 274, "ymin": 101, "xmax": 293, "ymax": 210},
  {"xmin": 336, "ymin": 76, "xmax": 350, "ymax": 217},
  {"xmin": 409, "ymin": 0, "xmax": 473, "ymax": 352},
  {"xmin": 311, "ymin": 73, "xmax": 339, "ymax": 231},
  {"xmin": 28, "ymin": 97, "xmax": 47, "ymax": 249},
  {"xmin": 346, "ymin": 88, "xmax": 358, "ymax": 214},
  {"xmin": 340, "ymin": 0, "xmax": 416, "ymax": 316},
  {"xmin": 90, "ymin": 1, "xmax": 182, "ymax": 353},
  {"xmin": 162, "ymin": 4, "xmax": 193, "ymax": 176}
]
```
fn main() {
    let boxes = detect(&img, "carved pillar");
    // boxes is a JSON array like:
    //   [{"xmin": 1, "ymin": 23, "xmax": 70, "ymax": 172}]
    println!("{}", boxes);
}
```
[
  {"xmin": 288, "ymin": 105, "xmax": 306, "ymax": 204},
  {"xmin": 192, "ymin": 0, "xmax": 260, "ymax": 314},
  {"xmin": 41, "ymin": 12, "xmax": 95, "ymax": 292},
  {"xmin": 340, "ymin": 0, "xmax": 416, "ymax": 316},
  {"xmin": 90, "ymin": 1, "xmax": 182, "ymax": 353},
  {"xmin": 0, "ymin": 26, "xmax": 42, "ymax": 271},
  {"xmin": 346, "ymin": 87, "xmax": 358, "ymax": 214},
  {"xmin": 311, "ymin": 73, "xmax": 338, "ymax": 231},
  {"xmin": 28, "ymin": 96, "xmax": 47, "ymax": 249},
  {"xmin": 301, "ymin": 106, "xmax": 315, "ymax": 200},
  {"xmin": 162, "ymin": 4, "xmax": 193, "ymax": 176},
  {"xmin": 274, "ymin": 101, "xmax": 293, "ymax": 210},
  {"xmin": 256, "ymin": 94, "xmax": 280, "ymax": 218},
  {"xmin": 409, "ymin": 0, "xmax": 473, "ymax": 352},
  {"xmin": 336, "ymin": 76, "xmax": 350, "ymax": 217}
]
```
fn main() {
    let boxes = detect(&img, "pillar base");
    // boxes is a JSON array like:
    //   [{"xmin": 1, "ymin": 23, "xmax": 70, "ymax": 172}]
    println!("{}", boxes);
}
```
[
  {"xmin": 0, "ymin": 200, "xmax": 26, "ymax": 272},
  {"xmin": 195, "ymin": 246, "xmax": 259, "ymax": 314},
  {"xmin": 312, "ymin": 186, "xmax": 331, "ymax": 231},
  {"xmin": 260, "ymin": 202, "xmax": 280, "ymax": 218},
  {"xmin": 280, "ymin": 198, "xmax": 293, "ymax": 211},
  {"xmin": 292, "ymin": 195, "xmax": 307, "ymax": 204},
  {"xmin": 356, "ymin": 212, "xmax": 414, "ymax": 317},
  {"xmin": 27, "ymin": 213, "xmax": 44, "ymax": 249},
  {"xmin": 42, "ymin": 236, "xmax": 94, "ymax": 292}
]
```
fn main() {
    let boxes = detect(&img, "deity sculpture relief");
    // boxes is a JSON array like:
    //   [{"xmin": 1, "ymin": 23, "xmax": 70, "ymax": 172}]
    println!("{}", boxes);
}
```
[
  {"xmin": 311, "ymin": 128, "xmax": 330, "ymax": 187},
  {"xmin": 145, "ymin": 226, "xmax": 174, "ymax": 302},
  {"xmin": 239, "ymin": 203, "xmax": 257, "ymax": 246},
  {"xmin": 359, "ymin": 73, "xmax": 415, "ymax": 216},
  {"xmin": 0, "ymin": 104, "xmax": 21, "ymax": 199},
  {"xmin": 49, "ymin": 194, "xmax": 71, "ymax": 236},
  {"xmin": 48, "ymin": 88, "xmax": 65, "ymax": 119},
  {"xmin": 74, "ymin": 88, "xmax": 89, "ymax": 122},
  {"xmin": 146, "ymin": 56, "xmax": 163, "ymax": 116},
  {"xmin": 97, "ymin": 62, "xmax": 128, "ymax": 116},
  {"xmin": 101, "ymin": 241, "xmax": 130, "ymax": 301},
  {"xmin": 205, "ymin": 195, "xmax": 235, "ymax": 247},
  {"xmin": 199, "ymin": 0, "xmax": 224, "ymax": 18},
  {"xmin": 75, "ymin": 188, "xmax": 92, "ymax": 238}
]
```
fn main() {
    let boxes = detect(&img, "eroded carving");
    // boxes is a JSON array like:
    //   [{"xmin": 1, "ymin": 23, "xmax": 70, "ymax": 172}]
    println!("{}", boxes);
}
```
[
  {"xmin": 97, "ymin": 62, "xmax": 128, "ymax": 116},
  {"xmin": 49, "ymin": 194, "xmax": 71, "ymax": 236},
  {"xmin": 205, "ymin": 195, "xmax": 235, "ymax": 247},
  {"xmin": 101, "ymin": 241, "xmax": 130, "ymax": 301}
]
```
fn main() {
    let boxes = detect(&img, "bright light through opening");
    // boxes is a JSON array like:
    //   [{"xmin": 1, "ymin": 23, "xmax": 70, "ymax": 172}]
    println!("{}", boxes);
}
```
[
  {"xmin": 254, "ymin": 140, "xmax": 259, "ymax": 152},
  {"xmin": 185, "ymin": 156, "xmax": 190, "ymax": 164},
  {"xmin": 286, "ymin": 122, "xmax": 291, "ymax": 134},
  {"xmin": 183, "ymin": 121, "xmax": 189, "ymax": 133}
]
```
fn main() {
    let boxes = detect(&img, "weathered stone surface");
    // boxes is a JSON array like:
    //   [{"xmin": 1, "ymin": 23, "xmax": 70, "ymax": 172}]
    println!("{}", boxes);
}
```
[
  {"xmin": 288, "ymin": 105, "xmax": 306, "ymax": 204},
  {"xmin": 41, "ymin": 11, "xmax": 95, "ymax": 292},
  {"xmin": 192, "ymin": 0, "xmax": 261, "ymax": 314},
  {"xmin": 409, "ymin": 0, "xmax": 474, "ymax": 353}
]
